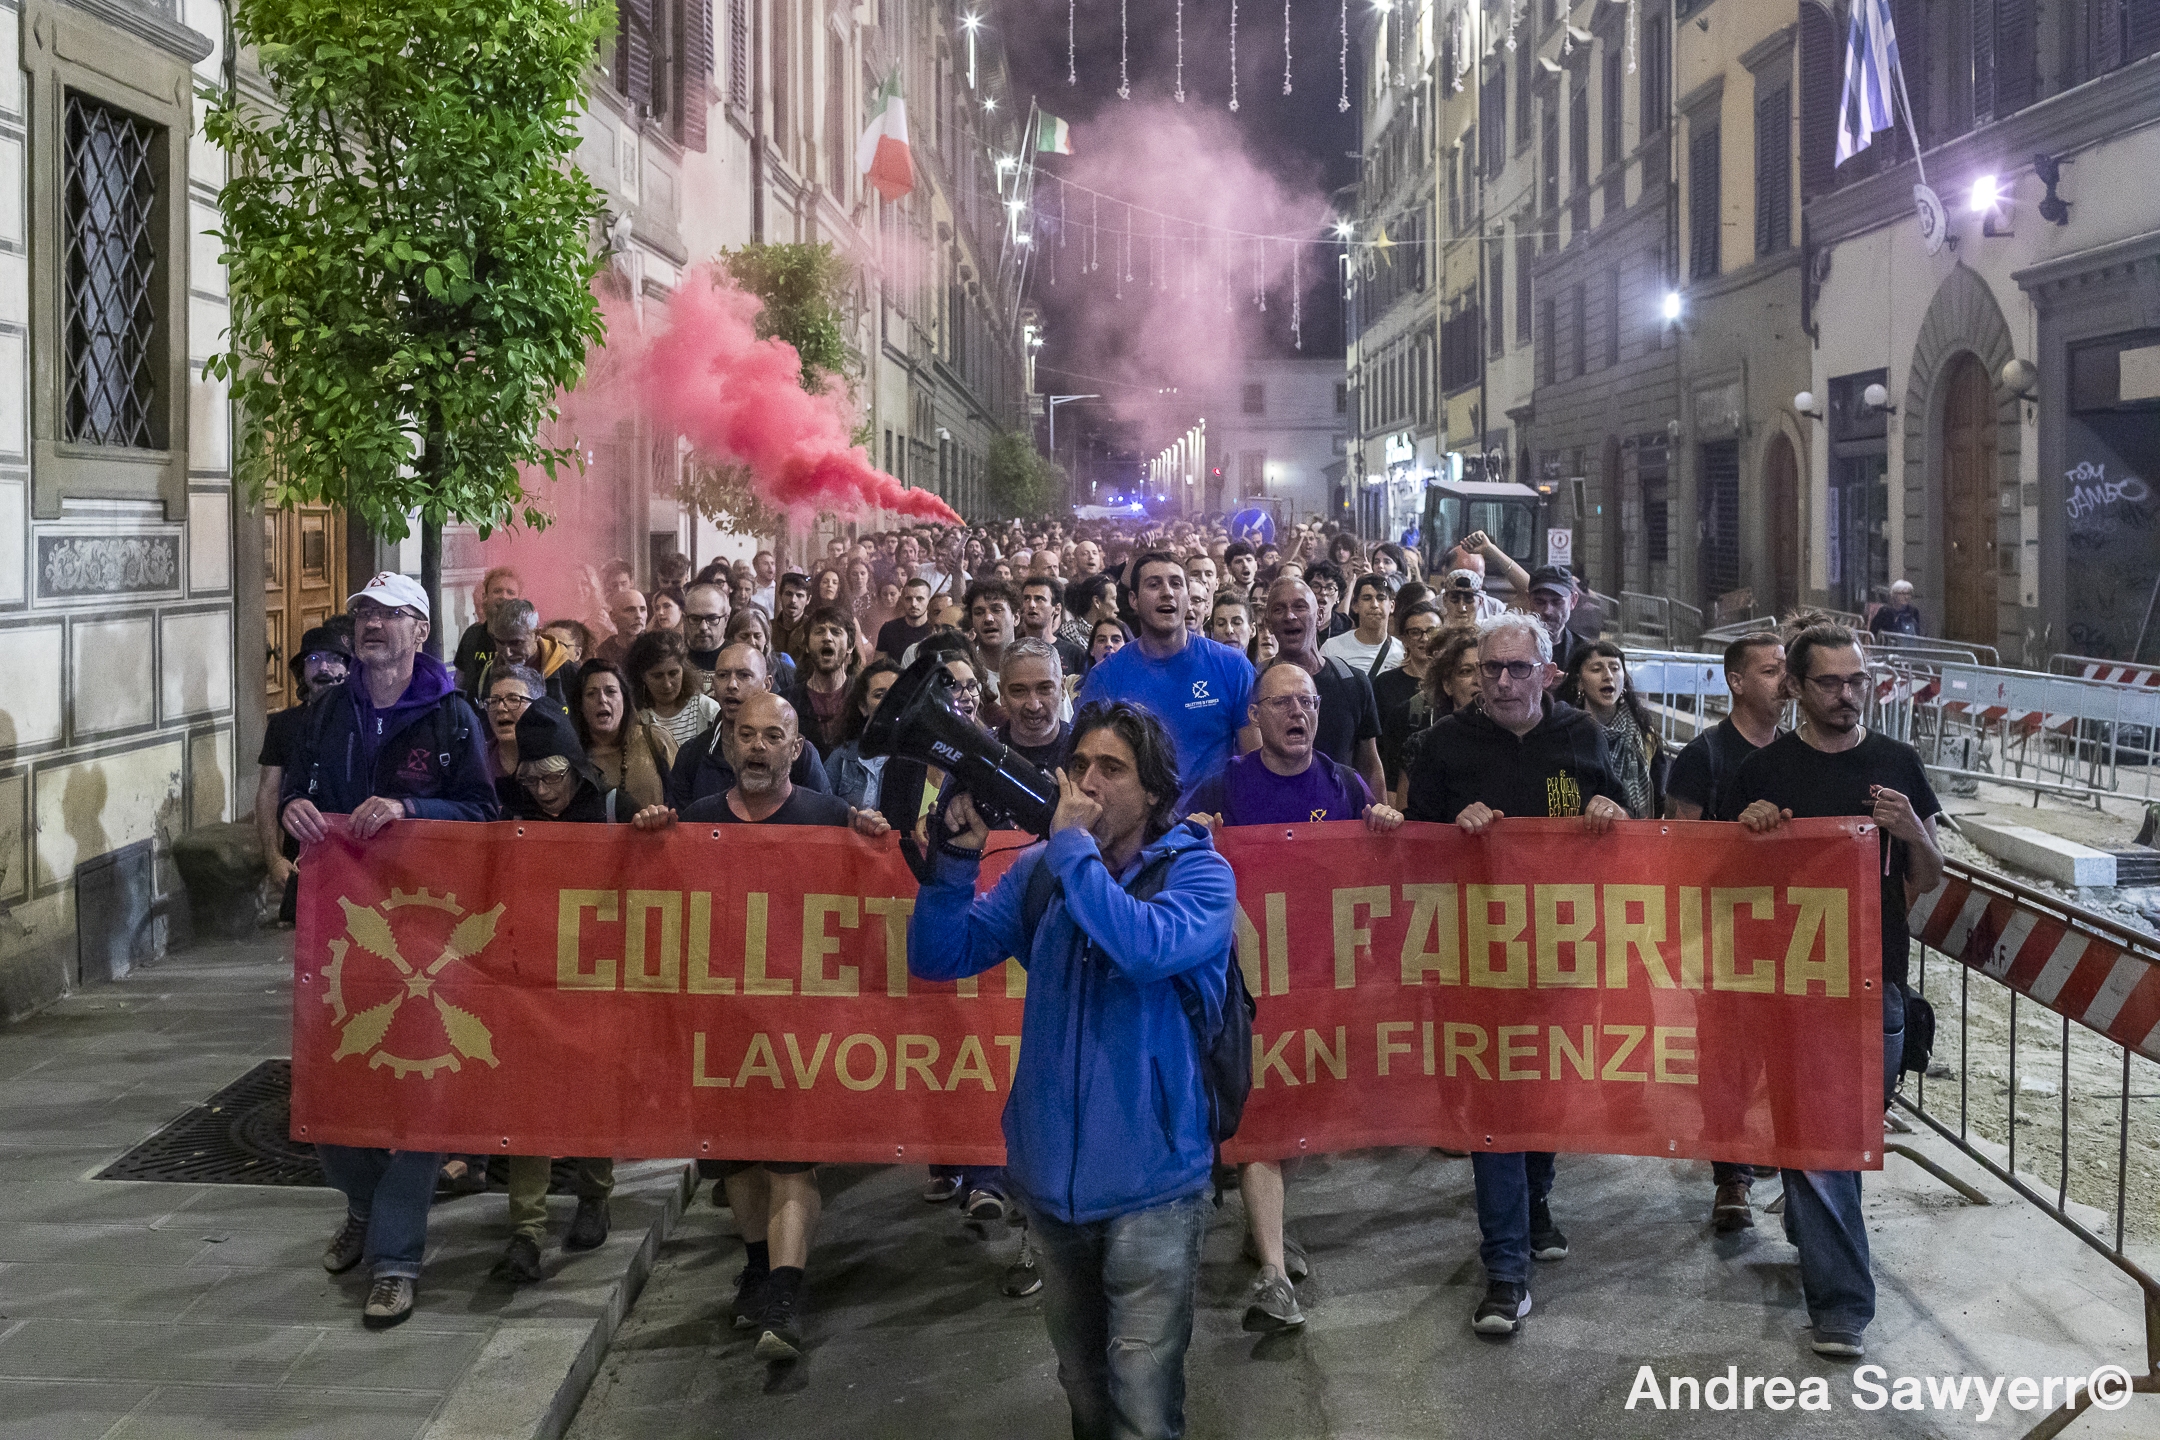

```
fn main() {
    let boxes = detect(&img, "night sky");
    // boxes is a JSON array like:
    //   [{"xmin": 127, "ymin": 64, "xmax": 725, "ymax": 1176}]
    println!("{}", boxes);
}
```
[{"xmin": 991, "ymin": 0, "xmax": 1360, "ymax": 485}]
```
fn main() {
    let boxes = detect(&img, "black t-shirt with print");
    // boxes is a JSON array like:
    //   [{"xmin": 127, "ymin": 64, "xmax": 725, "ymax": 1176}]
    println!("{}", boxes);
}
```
[{"xmin": 1725, "ymin": 729, "xmax": 1942, "ymax": 991}]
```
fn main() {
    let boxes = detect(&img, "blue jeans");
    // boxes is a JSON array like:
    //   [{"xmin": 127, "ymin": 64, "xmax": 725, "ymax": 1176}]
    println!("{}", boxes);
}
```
[
  {"xmin": 315, "ymin": 1145, "xmax": 444, "ymax": 1281},
  {"xmin": 1029, "ymin": 1192, "xmax": 1210, "ymax": 1440},
  {"xmin": 1780, "ymin": 988, "xmax": 1906, "ymax": 1336},
  {"xmin": 1470, "ymin": 1150, "xmax": 1556, "ymax": 1285}
]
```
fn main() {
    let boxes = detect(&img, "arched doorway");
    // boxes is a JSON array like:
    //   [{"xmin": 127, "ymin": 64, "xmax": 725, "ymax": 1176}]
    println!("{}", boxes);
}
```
[
  {"xmin": 1940, "ymin": 352, "xmax": 1999, "ymax": 644},
  {"xmin": 1764, "ymin": 433, "xmax": 1800, "ymax": 617}
]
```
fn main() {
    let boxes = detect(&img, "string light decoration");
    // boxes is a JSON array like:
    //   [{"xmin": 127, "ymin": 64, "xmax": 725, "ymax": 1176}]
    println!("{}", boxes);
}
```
[
  {"xmin": 1291, "ymin": 242, "xmax": 1303, "ymax": 349},
  {"xmin": 1119, "ymin": 0, "xmax": 1130, "ymax": 99},
  {"xmin": 1338, "ymin": 0, "xmax": 1350, "ymax": 112},
  {"xmin": 1229, "ymin": 0, "xmax": 1239, "ymax": 112},
  {"xmin": 1452, "ymin": 6, "xmax": 1471, "ymax": 93},
  {"xmin": 1627, "ymin": 0, "xmax": 1640, "ymax": 73},
  {"xmin": 1284, "ymin": 0, "xmax": 1293, "ymax": 94},
  {"xmin": 1090, "ymin": 193, "xmax": 1100, "ymax": 271},
  {"xmin": 1506, "ymin": 0, "xmax": 1523, "ymax": 52},
  {"xmin": 1176, "ymin": 0, "xmax": 1186, "ymax": 103},
  {"xmin": 1068, "ymin": 0, "xmax": 1077, "ymax": 85}
]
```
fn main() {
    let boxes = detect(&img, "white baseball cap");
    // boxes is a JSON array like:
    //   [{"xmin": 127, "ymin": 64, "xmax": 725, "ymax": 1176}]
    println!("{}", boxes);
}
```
[{"xmin": 348, "ymin": 571, "xmax": 430, "ymax": 618}]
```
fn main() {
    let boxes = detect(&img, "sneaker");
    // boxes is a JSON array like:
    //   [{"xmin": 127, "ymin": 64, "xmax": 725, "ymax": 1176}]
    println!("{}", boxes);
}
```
[
  {"xmin": 434, "ymin": 1159, "xmax": 487, "ymax": 1199},
  {"xmin": 322, "ymin": 1213, "xmax": 367, "ymax": 1275},
  {"xmin": 730, "ymin": 1267, "xmax": 770, "ymax": 1330},
  {"xmin": 1528, "ymin": 1200, "xmax": 1569, "ymax": 1261},
  {"xmin": 963, "ymin": 1187, "xmax": 1009, "ymax": 1223},
  {"xmin": 1239, "ymin": 1231, "xmax": 1310, "ymax": 1283},
  {"xmin": 1811, "ymin": 1330, "xmax": 1866, "ymax": 1359},
  {"xmin": 362, "ymin": 1275, "xmax": 415, "ymax": 1329},
  {"xmin": 565, "ymin": 1196, "xmax": 610, "ymax": 1251},
  {"xmin": 1713, "ymin": 1181, "xmax": 1755, "ymax": 1233},
  {"xmin": 1242, "ymin": 1267, "xmax": 1307, "ymax": 1333},
  {"xmin": 755, "ymin": 1282, "xmax": 804, "ymax": 1361},
  {"xmin": 1001, "ymin": 1229, "xmax": 1042, "ymax": 1298},
  {"xmin": 1471, "ymin": 1280, "xmax": 1531, "ymax": 1336},
  {"xmin": 499, "ymin": 1234, "xmax": 544, "ymax": 1285},
  {"xmin": 922, "ymin": 1173, "xmax": 962, "ymax": 1204}
]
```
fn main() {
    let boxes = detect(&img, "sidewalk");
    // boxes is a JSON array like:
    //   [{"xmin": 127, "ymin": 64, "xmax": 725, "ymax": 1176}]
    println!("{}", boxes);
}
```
[{"xmin": 0, "ymin": 935, "xmax": 690, "ymax": 1440}]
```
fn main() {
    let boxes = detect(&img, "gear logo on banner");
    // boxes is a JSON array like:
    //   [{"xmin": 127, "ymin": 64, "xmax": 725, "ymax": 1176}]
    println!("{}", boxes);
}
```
[{"xmin": 320, "ymin": 889, "xmax": 506, "ymax": 1079}]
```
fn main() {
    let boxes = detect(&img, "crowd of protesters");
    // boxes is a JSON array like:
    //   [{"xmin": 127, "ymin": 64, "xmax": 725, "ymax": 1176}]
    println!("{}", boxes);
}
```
[{"xmin": 268, "ymin": 512, "xmax": 1937, "ymax": 1438}]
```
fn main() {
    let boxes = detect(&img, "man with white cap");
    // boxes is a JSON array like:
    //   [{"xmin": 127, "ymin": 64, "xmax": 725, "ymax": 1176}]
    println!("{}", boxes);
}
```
[{"xmin": 279, "ymin": 571, "xmax": 499, "ymax": 1331}]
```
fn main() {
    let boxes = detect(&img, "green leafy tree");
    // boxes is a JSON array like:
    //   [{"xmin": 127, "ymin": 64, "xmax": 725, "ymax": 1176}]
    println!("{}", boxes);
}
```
[
  {"xmin": 984, "ymin": 430, "xmax": 1066, "ymax": 519},
  {"xmin": 677, "ymin": 242, "xmax": 864, "ymax": 536},
  {"xmin": 207, "ymin": 0, "xmax": 610, "ymax": 639}
]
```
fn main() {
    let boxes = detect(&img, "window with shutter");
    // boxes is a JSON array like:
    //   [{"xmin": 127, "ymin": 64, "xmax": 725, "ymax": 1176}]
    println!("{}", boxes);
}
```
[
  {"xmin": 1541, "ymin": 98, "xmax": 1560, "ymax": 216},
  {"xmin": 1994, "ymin": 0, "xmax": 2036, "ymax": 111},
  {"xmin": 1603, "ymin": 41, "xmax": 1623, "ymax": 170},
  {"xmin": 1603, "ymin": 268, "xmax": 1620, "ymax": 368},
  {"xmin": 1570, "ymin": 281, "xmax": 1586, "ymax": 378},
  {"xmin": 2132, "ymin": 0, "xmax": 2160, "ymax": 62},
  {"xmin": 1538, "ymin": 296, "xmax": 1556, "ymax": 385},
  {"xmin": 728, "ymin": 0, "xmax": 747, "ymax": 110},
  {"xmin": 1755, "ymin": 85, "xmax": 1791, "ymax": 257},
  {"xmin": 1570, "ymin": 70, "xmax": 1589, "ymax": 195},
  {"xmin": 1972, "ymin": 0, "xmax": 1997, "ymax": 123},
  {"xmin": 1891, "ymin": 0, "xmax": 1929, "ymax": 151},
  {"xmin": 1688, "ymin": 123, "xmax": 1720, "ymax": 279},
  {"xmin": 1516, "ymin": 231, "xmax": 1534, "ymax": 343},
  {"xmin": 1485, "ymin": 63, "xmax": 1507, "ymax": 176},
  {"xmin": 1799, "ymin": 3, "xmax": 1838, "ymax": 198},
  {"xmin": 1640, "ymin": 14, "xmax": 1668, "ymax": 136},
  {"xmin": 1517, "ymin": 45, "xmax": 1534, "ymax": 150},
  {"xmin": 617, "ymin": 0, "xmax": 654, "ymax": 113},
  {"xmin": 1489, "ymin": 253, "xmax": 1506, "ymax": 357},
  {"xmin": 678, "ymin": 1, "xmax": 712, "ymax": 150}
]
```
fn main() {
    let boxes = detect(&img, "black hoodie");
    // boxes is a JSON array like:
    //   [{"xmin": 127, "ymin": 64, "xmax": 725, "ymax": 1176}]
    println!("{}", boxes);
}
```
[
  {"xmin": 504, "ymin": 700, "xmax": 617, "ymax": 824},
  {"xmin": 1403, "ymin": 696, "xmax": 1627, "ymax": 824}
]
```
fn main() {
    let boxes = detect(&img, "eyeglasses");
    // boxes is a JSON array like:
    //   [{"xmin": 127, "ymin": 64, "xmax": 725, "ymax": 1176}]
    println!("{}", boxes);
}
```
[
  {"xmin": 1478, "ymin": 660, "xmax": 1540, "ymax": 683},
  {"xmin": 1258, "ymin": 695, "xmax": 1320, "ymax": 714},
  {"xmin": 348, "ymin": 601, "xmax": 415, "ymax": 622},
  {"xmin": 486, "ymin": 694, "xmax": 534, "ymax": 711},
  {"xmin": 1804, "ymin": 673, "xmax": 1873, "ymax": 696},
  {"xmin": 685, "ymin": 611, "xmax": 727, "ymax": 626},
  {"xmin": 950, "ymin": 680, "xmax": 983, "ymax": 697}
]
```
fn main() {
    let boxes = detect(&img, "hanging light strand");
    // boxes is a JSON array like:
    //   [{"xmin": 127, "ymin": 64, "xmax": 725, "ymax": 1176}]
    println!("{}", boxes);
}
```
[
  {"xmin": 1230, "ymin": 0, "xmax": 1240, "ymax": 112},
  {"xmin": 1338, "ymin": 0, "xmax": 1350, "ymax": 112},
  {"xmin": 1176, "ymin": 0, "xmax": 1187, "ymax": 103},
  {"xmin": 1284, "ymin": 0, "xmax": 1294, "ymax": 94},
  {"xmin": 1119, "ymin": 0, "xmax": 1131, "ymax": 99},
  {"xmin": 1068, "ymin": 0, "xmax": 1077, "ymax": 84}
]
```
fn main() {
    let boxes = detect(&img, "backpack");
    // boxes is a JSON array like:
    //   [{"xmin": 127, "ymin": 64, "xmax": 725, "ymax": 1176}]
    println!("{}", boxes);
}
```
[
  {"xmin": 1900, "ymin": 988, "xmax": 1936, "ymax": 1077},
  {"xmin": 1021, "ymin": 842, "xmax": 1256, "ymax": 1146}
]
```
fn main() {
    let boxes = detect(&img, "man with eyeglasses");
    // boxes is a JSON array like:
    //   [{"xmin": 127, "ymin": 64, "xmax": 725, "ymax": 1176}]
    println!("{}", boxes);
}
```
[
  {"xmin": 681, "ymin": 582, "xmax": 732, "ymax": 696},
  {"xmin": 1401, "ymin": 611, "xmax": 1627, "ymax": 1338},
  {"xmin": 279, "ymin": 572, "xmax": 498, "ymax": 1332},
  {"xmin": 1726, "ymin": 624, "xmax": 1941, "ymax": 1362},
  {"xmin": 1182, "ymin": 660, "xmax": 1401, "ymax": 1336}
]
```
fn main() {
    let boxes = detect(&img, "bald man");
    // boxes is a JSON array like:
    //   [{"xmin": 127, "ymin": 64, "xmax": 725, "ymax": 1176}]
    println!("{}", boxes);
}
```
[
  {"xmin": 668, "ymin": 641, "xmax": 833, "ymax": 806},
  {"xmin": 642, "ymin": 693, "xmax": 857, "ymax": 829}
]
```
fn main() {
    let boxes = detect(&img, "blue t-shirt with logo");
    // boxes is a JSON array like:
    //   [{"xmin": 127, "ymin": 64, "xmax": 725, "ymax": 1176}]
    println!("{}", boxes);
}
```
[{"xmin": 1074, "ymin": 633, "xmax": 1255, "ymax": 787}]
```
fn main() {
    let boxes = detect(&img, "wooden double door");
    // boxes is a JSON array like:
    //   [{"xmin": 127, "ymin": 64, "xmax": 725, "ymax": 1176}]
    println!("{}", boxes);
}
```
[
  {"xmin": 1941, "ymin": 353, "xmax": 2000, "ymax": 645},
  {"xmin": 264, "ymin": 505, "xmax": 347, "ymax": 712}
]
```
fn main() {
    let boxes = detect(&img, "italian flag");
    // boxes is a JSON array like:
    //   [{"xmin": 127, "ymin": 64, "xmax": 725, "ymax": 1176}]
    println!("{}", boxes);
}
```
[
  {"xmin": 1036, "ymin": 112, "xmax": 1073, "ymax": 155},
  {"xmin": 857, "ymin": 72, "xmax": 914, "ymax": 201}
]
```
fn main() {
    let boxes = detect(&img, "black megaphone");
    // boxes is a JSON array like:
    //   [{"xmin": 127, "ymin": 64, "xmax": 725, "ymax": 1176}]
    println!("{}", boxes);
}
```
[{"xmin": 861, "ymin": 651, "xmax": 1059, "ymax": 876}]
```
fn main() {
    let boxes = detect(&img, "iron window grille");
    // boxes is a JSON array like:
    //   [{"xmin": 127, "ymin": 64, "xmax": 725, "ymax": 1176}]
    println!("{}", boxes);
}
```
[{"xmin": 63, "ymin": 93, "xmax": 162, "ymax": 451}]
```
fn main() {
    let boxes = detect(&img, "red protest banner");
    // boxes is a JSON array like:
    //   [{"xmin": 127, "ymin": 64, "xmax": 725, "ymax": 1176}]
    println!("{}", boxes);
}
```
[{"xmin": 290, "ymin": 816, "xmax": 1884, "ymax": 1171}]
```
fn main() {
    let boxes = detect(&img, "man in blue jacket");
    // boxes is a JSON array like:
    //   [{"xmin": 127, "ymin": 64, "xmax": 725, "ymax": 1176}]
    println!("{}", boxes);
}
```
[
  {"xmin": 280, "ymin": 571, "xmax": 499, "ymax": 1332},
  {"xmin": 910, "ymin": 700, "xmax": 1234, "ymax": 1440}
]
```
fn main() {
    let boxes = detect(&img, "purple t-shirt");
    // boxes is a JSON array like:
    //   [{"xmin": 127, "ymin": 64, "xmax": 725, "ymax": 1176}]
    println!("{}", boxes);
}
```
[{"xmin": 1180, "ymin": 751, "xmax": 1373, "ymax": 828}]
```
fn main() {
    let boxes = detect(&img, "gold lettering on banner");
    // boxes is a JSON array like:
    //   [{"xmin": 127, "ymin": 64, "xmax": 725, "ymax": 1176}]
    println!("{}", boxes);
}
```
[
  {"xmin": 1603, "ymin": 886, "xmax": 1675, "ymax": 988},
  {"xmin": 944, "ymin": 1035, "xmax": 996, "ymax": 1091},
  {"xmin": 691, "ymin": 1031, "xmax": 731, "ymax": 1087},
  {"xmin": 735, "ymin": 1033, "xmax": 784, "ymax": 1088},
  {"xmin": 1678, "ymin": 887, "xmax": 1707, "ymax": 989},
  {"xmin": 1711, "ymin": 887, "xmax": 1777, "ymax": 992},
  {"xmin": 1465, "ymin": 885, "xmax": 1528, "ymax": 988},
  {"xmin": 1332, "ymin": 887, "xmax": 1391, "ymax": 989},
  {"xmin": 801, "ymin": 895, "xmax": 861, "ymax": 996},
  {"xmin": 1654, "ymin": 1027, "xmax": 1699, "ymax": 1083},
  {"xmin": 624, "ymin": 891, "xmax": 682, "ymax": 992},
  {"xmin": 557, "ymin": 890, "xmax": 618, "ymax": 990},
  {"xmin": 1254, "ymin": 1030, "xmax": 1299, "ymax": 1087},
  {"xmin": 687, "ymin": 893, "xmax": 735, "ymax": 993},
  {"xmin": 1304, "ymin": 1026, "xmax": 1348, "ymax": 1082},
  {"xmin": 896, "ymin": 1034, "xmax": 942, "ymax": 1090},
  {"xmin": 1444, "ymin": 1022, "xmax": 1491, "ymax": 1079},
  {"xmin": 1375, "ymin": 1020, "xmax": 1415, "ymax": 1076},
  {"xmin": 1421, "ymin": 1019, "xmax": 1437, "ymax": 1075},
  {"xmin": 1783, "ymin": 889, "xmax": 1852, "ymax": 997},
  {"xmin": 955, "ymin": 973, "xmax": 978, "ymax": 999},
  {"xmin": 1550, "ymin": 1025, "xmax": 1596, "ymax": 1079},
  {"xmin": 1498, "ymin": 1025, "xmax": 1540, "ymax": 1080},
  {"xmin": 1601, "ymin": 1025, "xmax": 1649, "ymax": 1081},
  {"xmin": 1534, "ymin": 885, "xmax": 1598, "ymax": 987},
  {"xmin": 994, "ymin": 1035, "xmax": 1022, "ymax": 1085},
  {"xmin": 742, "ymin": 893, "xmax": 791, "ymax": 995},
  {"xmin": 1399, "ymin": 883, "xmax": 1460, "ymax": 985},
  {"xmin": 1002, "ymin": 957, "xmax": 1028, "ymax": 999},
  {"xmin": 863, "ymin": 896, "xmax": 915, "ymax": 997},
  {"xmin": 784, "ymin": 1032, "xmax": 831, "ymax": 1088},
  {"xmin": 1233, "ymin": 892, "xmax": 1291, "ymax": 996},
  {"xmin": 835, "ymin": 1034, "xmax": 888, "ymax": 1090}
]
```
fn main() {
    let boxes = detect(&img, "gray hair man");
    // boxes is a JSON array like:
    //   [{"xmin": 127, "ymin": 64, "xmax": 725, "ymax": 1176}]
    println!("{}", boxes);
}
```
[{"xmin": 997, "ymin": 637, "xmax": 1070, "ymax": 772}]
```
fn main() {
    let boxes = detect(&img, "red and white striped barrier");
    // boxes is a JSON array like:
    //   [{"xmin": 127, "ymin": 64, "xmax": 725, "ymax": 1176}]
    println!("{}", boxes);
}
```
[
  {"xmin": 2078, "ymin": 662, "xmax": 2160, "ymax": 688},
  {"xmin": 1909, "ymin": 873, "xmax": 2160, "ymax": 1063}
]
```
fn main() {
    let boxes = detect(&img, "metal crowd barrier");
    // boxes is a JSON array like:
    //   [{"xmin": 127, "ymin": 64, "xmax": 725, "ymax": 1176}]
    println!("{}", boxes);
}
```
[
  {"xmin": 1618, "ymin": 592, "xmax": 1704, "ymax": 649},
  {"xmin": 1903, "ymin": 861, "xmax": 2160, "ymax": 1432}
]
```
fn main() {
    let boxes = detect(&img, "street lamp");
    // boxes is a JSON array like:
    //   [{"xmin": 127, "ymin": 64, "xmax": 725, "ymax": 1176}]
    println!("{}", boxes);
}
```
[
  {"xmin": 961, "ymin": 13, "xmax": 980, "ymax": 88},
  {"xmin": 1047, "ymin": 394, "xmax": 1098, "ymax": 457}
]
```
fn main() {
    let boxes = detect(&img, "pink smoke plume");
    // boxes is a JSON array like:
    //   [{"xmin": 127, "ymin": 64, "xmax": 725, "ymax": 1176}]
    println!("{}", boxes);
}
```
[
  {"xmin": 641, "ymin": 265, "xmax": 959, "ymax": 525},
  {"xmin": 1048, "ymin": 100, "xmax": 1330, "ymax": 439}
]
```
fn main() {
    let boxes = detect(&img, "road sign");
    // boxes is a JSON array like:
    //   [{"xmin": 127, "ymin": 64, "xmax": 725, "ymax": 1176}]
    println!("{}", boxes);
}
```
[{"xmin": 1547, "ymin": 528, "xmax": 1574, "ymax": 568}]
